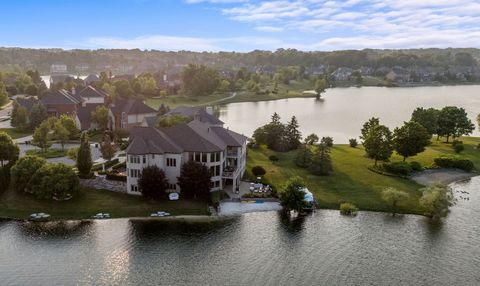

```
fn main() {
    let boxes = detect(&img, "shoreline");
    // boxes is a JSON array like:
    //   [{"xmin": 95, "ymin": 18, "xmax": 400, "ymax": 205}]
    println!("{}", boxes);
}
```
[{"xmin": 410, "ymin": 169, "xmax": 477, "ymax": 186}]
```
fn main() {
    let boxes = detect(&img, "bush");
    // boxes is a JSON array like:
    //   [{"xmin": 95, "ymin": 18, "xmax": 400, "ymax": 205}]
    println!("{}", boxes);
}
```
[
  {"xmin": 349, "ymin": 138, "xmax": 358, "ymax": 148},
  {"xmin": 269, "ymin": 155, "xmax": 279, "ymax": 163},
  {"xmin": 434, "ymin": 155, "xmax": 474, "ymax": 172},
  {"xmin": 10, "ymin": 155, "xmax": 46, "ymax": 193},
  {"xmin": 251, "ymin": 165, "xmax": 266, "ymax": 177},
  {"xmin": 382, "ymin": 161, "xmax": 413, "ymax": 176},
  {"xmin": 340, "ymin": 203, "xmax": 358, "ymax": 215},
  {"xmin": 409, "ymin": 161, "xmax": 423, "ymax": 171},
  {"xmin": 452, "ymin": 140, "xmax": 464, "ymax": 153}
]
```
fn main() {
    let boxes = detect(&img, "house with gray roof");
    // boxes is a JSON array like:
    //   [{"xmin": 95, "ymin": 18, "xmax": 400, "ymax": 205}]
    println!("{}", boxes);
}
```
[
  {"xmin": 125, "ymin": 117, "xmax": 247, "ymax": 195},
  {"xmin": 108, "ymin": 98, "xmax": 157, "ymax": 130}
]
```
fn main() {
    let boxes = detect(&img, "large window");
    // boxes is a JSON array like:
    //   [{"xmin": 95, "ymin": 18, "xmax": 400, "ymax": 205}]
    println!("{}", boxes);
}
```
[
  {"xmin": 167, "ymin": 158, "xmax": 177, "ymax": 167},
  {"xmin": 129, "ymin": 169, "xmax": 140, "ymax": 178},
  {"xmin": 129, "ymin": 155, "xmax": 140, "ymax": 164},
  {"xmin": 168, "ymin": 183, "xmax": 177, "ymax": 190},
  {"xmin": 130, "ymin": 185, "xmax": 138, "ymax": 192}
]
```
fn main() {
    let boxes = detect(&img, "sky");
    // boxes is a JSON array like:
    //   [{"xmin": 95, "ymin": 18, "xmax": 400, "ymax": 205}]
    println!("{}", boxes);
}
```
[{"xmin": 1, "ymin": 0, "xmax": 480, "ymax": 52}]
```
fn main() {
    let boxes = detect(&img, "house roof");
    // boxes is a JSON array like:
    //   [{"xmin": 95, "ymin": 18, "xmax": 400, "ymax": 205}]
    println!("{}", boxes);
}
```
[
  {"xmin": 110, "ymin": 98, "xmax": 156, "ymax": 115},
  {"xmin": 84, "ymin": 74, "xmax": 99, "ymax": 83},
  {"xmin": 50, "ymin": 75, "xmax": 74, "ymax": 85},
  {"xmin": 40, "ymin": 89, "xmax": 79, "ymax": 106},
  {"xmin": 77, "ymin": 85, "xmax": 107, "ymax": 98},
  {"xmin": 166, "ymin": 106, "xmax": 223, "ymax": 125},
  {"xmin": 126, "ymin": 119, "xmax": 246, "ymax": 155},
  {"xmin": 77, "ymin": 103, "xmax": 104, "ymax": 128}
]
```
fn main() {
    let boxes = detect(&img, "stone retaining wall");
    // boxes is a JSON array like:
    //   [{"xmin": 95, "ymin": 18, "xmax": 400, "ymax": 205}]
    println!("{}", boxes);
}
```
[{"xmin": 80, "ymin": 176, "xmax": 127, "ymax": 193}]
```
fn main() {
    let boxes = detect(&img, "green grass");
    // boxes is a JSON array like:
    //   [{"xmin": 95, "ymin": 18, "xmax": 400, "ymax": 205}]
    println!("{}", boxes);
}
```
[
  {"xmin": 247, "ymin": 137, "xmax": 480, "ymax": 215},
  {"xmin": 26, "ymin": 148, "xmax": 68, "ymax": 158},
  {"xmin": 0, "ymin": 187, "xmax": 208, "ymax": 220},
  {"xmin": 0, "ymin": 128, "xmax": 32, "ymax": 139}
]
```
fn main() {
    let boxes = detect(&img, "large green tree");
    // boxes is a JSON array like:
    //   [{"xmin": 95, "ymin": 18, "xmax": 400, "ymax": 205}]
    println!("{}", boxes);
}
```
[
  {"xmin": 10, "ymin": 101, "xmax": 28, "ymax": 129},
  {"xmin": 278, "ymin": 176, "xmax": 307, "ymax": 213},
  {"xmin": 91, "ymin": 105, "xmax": 109, "ymax": 130},
  {"xmin": 360, "ymin": 117, "xmax": 380, "ymax": 141},
  {"xmin": 177, "ymin": 161, "xmax": 212, "ymax": 199},
  {"xmin": 10, "ymin": 155, "xmax": 46, "ymax": 193},
  {"xmin": 0, "ymin": 132, "xmax": 19, "ymax": 167},
  {"xmin": 285, "ymin": 116, "xmax": 302, "ymax": 150},
  {"xmin": 363, "ymin": 124, "xmax": 393, "ymax": 166},
  {"xmin": 411, "ymin": 107, "xmax": 439, "ymax": 136},
  {"xmin": 29, "ymin": 102, "xmax": 48, "ymax": 129},
  {"xmin": 32, "ymin": 120, "xmax": 52, "ymax": 153},
  {"xmin": 252, "ymin": 112, "xmax": 288, "ymax": 152},
  {"xmin": 138, "ymin": 165, "xmax": 169, "ymax": 200},
  {"xmin": 53, "ymin": 120, "xmax": 70, "ymax": 150},
  {"xmin": 77, "ymin": 132, "xmax": 93, "ymax": 178},
  {"xmin": 180, "ymin": 64, "xmax": 220, "ymax": 97},
  {"xmin": 58, "ymin": 115, "xmax": 79, "ymax": 139},
  {"xmin": 310, "ymin": 143, "xmax": 333, "ymax": 175},
  {"xmin": 437, "ymin": 106, "xmax": 475, "ymax": 142},
  {"xmin": 295, "ymin": 144, "xmax": 313, "ymax": 168},
  {"xmin": 29, "ymin": 163, "xmax": 79, "ymax": 200},
  {"xmin": 393, "ymin": 121, "xmax": 431, "ymax": 161}
]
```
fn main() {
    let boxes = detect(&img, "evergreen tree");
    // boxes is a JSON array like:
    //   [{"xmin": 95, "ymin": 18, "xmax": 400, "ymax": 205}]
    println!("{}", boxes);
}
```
[
  {"xmin": 29, "ymin": 102, "xmax": 48, "ymax": 129},
  {"xmin": 158, "ymin": 103, "xmax": 168, "ymax": 116},
  {"xmin": 76, "ymin": 132, "xmax": 93, "ymax": 178},
  {"xmin": 295, "ymin": 144, "xmax": 313, "ymax": 168},
  {"xmin": 285, "ymin": 116, "xmax": 302, "ymax": 150},
  {"xmin": 10, "ymin": 101, "xmax": 28, "ymax": 129},
  {"xmin": 100, "ymin": 134, "xmax": 117, "ymax": 161},
  {"xmin": 310, "ymin": 143, "xmax": 333, "ymax": 175}
]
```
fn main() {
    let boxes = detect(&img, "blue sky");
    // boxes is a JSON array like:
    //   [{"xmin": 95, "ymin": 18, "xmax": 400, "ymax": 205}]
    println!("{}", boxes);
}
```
[{"xmin": 1, "ymin": 0, "xmax": 479, "ymax": 51}]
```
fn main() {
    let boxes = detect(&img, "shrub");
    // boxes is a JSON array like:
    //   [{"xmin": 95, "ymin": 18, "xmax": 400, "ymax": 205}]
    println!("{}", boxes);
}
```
[
  {"xmin": 269, "ymin": 155, "xmax": 279, "ymax": 163},
  {"xmin": 321, "ymin": 136, "xmax": 334, "ymax": 147},
  {"xmin": 251, "ymin": 165, "xmax": 266, "ymax": 177},
  {"xmin": 349, "ymin": 138, "xmax": 358, "ymax": 148},
  {"xmin": 434, "ymin": 155, "xmax": 474, "ymax": 172},
  {"xmin": 340, "ymin": 203, "xmax": 358, "ymax": 215},
  {"xmin": 452, "ymin": 140, "xmax": 464, "ymax": 153},
  {"xmin": 409, "ymin": 161, "xmax": 423, "ymax": 171},
  {"xmin": 10, "ymin": 155, "xmax": 46, "ymax": 193},
  {"xmin": 382, "ymin": 161, "xmax": 413, "ymax": 176}
]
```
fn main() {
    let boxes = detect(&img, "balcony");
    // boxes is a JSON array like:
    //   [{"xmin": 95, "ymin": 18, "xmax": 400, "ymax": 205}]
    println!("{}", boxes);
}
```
[
  {"xmin": 226, "ymin": 150, "xmax": 238, "ymax": 157},
  {"xmin": 222, "ymin": 166, "xmax": 237, "ymax": 178}
]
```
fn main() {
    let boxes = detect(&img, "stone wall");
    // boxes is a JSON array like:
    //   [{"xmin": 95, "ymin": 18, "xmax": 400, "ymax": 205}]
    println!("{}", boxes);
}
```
[{"xmin": 80, "ymin": 176, "xmax": 127, "ymax": 193}]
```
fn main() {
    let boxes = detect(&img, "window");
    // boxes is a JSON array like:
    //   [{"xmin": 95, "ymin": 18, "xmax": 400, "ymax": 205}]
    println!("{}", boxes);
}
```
[
  {"xmin": 189, "ymin": 152, "xmax": 194, "ymax": 161},
  {"xmin": 167, "ymin": 158, "xmax": 177, "ymax": 167},
  {"xmin": 168, "ymin": 183, "xmax": 177, "ymax": 190},
  {"xmin": 130, "ymin": 185, "xmax": 138, "ymax": 192},
  {"xmin": 143, "ymin": 155, "xmax": 146, "ymax": 164},
  {"xmin": 129, "ymin": 155, "xmax": 140, "ymax": 164},
  {"xmin": 202, "ymin": 153, "xmax": 207, "ymax": 163},
  {"xmin": 210, "ymin": 153, "xmax": 215, "ymax": 162},
  {"xmin": 129, "ymin": 169, "xmax": 140, "ymax": 178}
]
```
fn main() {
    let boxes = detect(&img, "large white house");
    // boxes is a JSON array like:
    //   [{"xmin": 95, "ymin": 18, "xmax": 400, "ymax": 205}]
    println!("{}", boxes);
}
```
[{"xmin": 125, "ymin": 108, "xmax": 247, "ymax": 196}]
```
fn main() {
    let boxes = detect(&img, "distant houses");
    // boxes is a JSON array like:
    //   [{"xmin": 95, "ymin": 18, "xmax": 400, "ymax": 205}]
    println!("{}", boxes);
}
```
[{"xmin": 15, "ymin": 85, "xmax": 155, "ymax": 131}]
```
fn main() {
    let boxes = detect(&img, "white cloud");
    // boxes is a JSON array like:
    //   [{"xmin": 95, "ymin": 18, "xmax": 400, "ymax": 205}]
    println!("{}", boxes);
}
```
[{"xmin": 255, "ymin": 26, "xmax": 284, "ymax": 32}]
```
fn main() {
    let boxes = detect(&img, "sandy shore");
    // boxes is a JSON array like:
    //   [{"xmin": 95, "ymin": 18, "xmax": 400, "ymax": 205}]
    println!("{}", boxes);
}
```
[{"xmin": 411, "ymin": 169, "xmax": 477, "ymax": 186}]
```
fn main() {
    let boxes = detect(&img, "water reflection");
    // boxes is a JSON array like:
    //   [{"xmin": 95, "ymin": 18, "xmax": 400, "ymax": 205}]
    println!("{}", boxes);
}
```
[
  {"xmin": 278, "ymin": 211, "xmax": 306, "ymax": 234},
  {"xmin": 16, "ymin": 220, "xmax": 93, "ymax": 238}
]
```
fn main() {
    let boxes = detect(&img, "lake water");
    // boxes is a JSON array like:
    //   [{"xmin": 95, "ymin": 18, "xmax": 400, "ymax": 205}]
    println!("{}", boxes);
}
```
[
  {"xmin": 218, "ymin": 85, "xmax": 480, "ymax": 143},
  {"xmin": 1, "ymin": 177, "xmax": 479, "ymax": 286}
]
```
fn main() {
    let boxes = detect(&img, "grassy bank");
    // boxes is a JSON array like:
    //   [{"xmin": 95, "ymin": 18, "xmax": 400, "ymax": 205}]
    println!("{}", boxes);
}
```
[
  {"xmin": 0, "ymin": 128, "xmax": 32, "ymax": 139},
  {"xmin": 247, "ymin": 137, "xmax": 480, "ymax": 215},
  {"xmin": 0, "ymin": 187, "xmax": 208, "ymax": 220},
  {"xmin": 26, "ymin": 148, "xmax": 68, "ymax": 158}
]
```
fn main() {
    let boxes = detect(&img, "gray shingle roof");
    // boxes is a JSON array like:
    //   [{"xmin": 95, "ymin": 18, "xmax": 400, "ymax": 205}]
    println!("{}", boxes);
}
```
[
  {"xmin": 41, "ymin": 89, "xmax": 79, "ymax": 105},
  {"xmin": 16, "ymin": 97, "xmax": 39, "ymax": 113},
  {"xmin": 77, "ymin": 85, "xmax": 107, "ymax": 98},
  {"xmin": 110, "ymin": 98, "xmax": 156, "ymax": 115}
]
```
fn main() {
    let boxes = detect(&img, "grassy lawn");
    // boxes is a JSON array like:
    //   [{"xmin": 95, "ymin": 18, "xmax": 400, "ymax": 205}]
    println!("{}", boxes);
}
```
[
  {"xmin": 247, "ymin": 137, "xmax": 480, "ymax": 215},
  {"xmin": 0, "ymin": 187, "xmax": 208, "ymax": 220},
  {"xmin": 0, "ymin": 128, "xmax": 32, "ymax": 139},
  {"xmin": 146, "ymin": 79, "xmax": 317, "ymax": 109},
  {"xmin": 26, "ymin": 148, "xmax": 68, "ymax": 158}
]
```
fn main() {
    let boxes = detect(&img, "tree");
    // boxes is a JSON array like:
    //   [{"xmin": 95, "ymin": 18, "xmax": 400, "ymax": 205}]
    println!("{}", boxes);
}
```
[
  {"xmin": 0, "ymin": 82, "xmax": 8, "ymax": 107},
  {"xmin": 58, "ymin": 115, "xmax": 79, "ymax": 139},
  {"xmin": 360, "ymin": 117, "xmax": 380, "ymax": 141},
  {"xmin": 285, "ymin": 116, "xmax": 302, "ymax": 150},
  {"xmin": 363, "ymin": 124, "xmax": 393, "ymax": 166},
  {"xmin": 29, "ymin": 102, "xmax": 48, "ymax": 129},
  {"xmin": 100, "ymin": 134, "xmax": 117, "ymax": 161},
  {"xmin": 382, "ymin": 187, "xmax": 409, "ymax": 215},
  {"xmin": 419, "ymin": 184, "xmax": 455, "ymax": 219},
  {"xmin": 320, "ymin": 136, "xmax": 333, "ymax": 147},
  {"xmin": 53, "ymin": 120, "xmax": 70, "ymax": 150},
  {"xmin": 278, "ymin": 176, "xmax": 307, "ymax": 213},
  {"xmin": 177, "ymin": 161, "xmax": 212, "ymax": 199},
  {"xmin": 91, "ymin": 105, "xmax": 109, "ymax": 130},
  {"xmin": 314, "ymin": 78, "xmax": 326, "ymax": 99},
  {"xmin": 99, "ymin": 71, "xmax": 109, "ymax": 84},
  {"xmin": 10, "ymin": 101, "xmax": 28, "ymax": 129},
  {"xmin": 218, "ymin": 79, "xmax": 231, "ymax": 92},
  {"xmin": 136, "ymin": 74, "xmax": 157, "ymax": 96},
  {"xmin": 32, "ymin": 120, "xmax": 51, "ymax": 153},
  {"xmin": 114, "ymin": 79, "xmax": 133, "ymax": 97},
  {"xmin": 310, "ymin": 143, "xmax": 333, "ymax": 175},
  {"xmin": 0, "ymin": 132, "xmax": 19, "ymax": 167},
  {"xmin": 102, "ymin": 82, "xmax": 116, "ymax": 101},
  {"xmin": 138, "ymin": 165, "xmax": 169, "ymax": 200},
  {"xmin": 252, "ymin": 113, "xmax": 287, "ymax": 151},
  {"xmin": 29, "ymin": 163, "xmax": 79, "ymax": 200},
  {"xmin": 349, "ymin": 138, "xmax": 358, "ymax": 148},
  {"xmin": 411, "ymin": 107, "xmax": 439, "ymax": 136},
  {"xmin": 77, "ymin": 132, "xmax": 93, "ymax": 178},
  {"xmin": 251, "ymin": 165, "xmax": 266, "ymax": 177},
  {"xmin": 158, "ymin": 103, "xmax": 168, "ymax": 116},
  {"xmin": 180, "ymin": 64, "xmax": 220, "ymax": 97},
  {"xmin": 304, "ymin": 133, "xmax": 319, "ymax": 145},
  {"xmin": 295, "ymin": 144, "xmax": 313, "ymax": 168},
  {"xmin": 10, "ymin": 155, "xmax": 46, "ymax": 193},
  {"xmin": 25, "ymin": 84, "xmax": 38, "ymax": 96},
  {"xmin": 437, "ymin": 106, "xmax": 475, "ymax": 142},
  {"xmin": 393, "ymin": 121, "xmax": 431, "ymax": 161}
]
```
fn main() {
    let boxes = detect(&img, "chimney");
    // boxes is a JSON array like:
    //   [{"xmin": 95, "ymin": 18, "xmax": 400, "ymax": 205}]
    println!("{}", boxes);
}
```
[
  {"xmin": 71, "ymin": 87, "xmax": 76, "ymax": 95},
  {"xmin": 206, "ymin": 106, "xmax": 213, "ymax": 115},
  {"xmin": 194, "ymin": 111, "xmax": 201, "ymax": 121}
]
